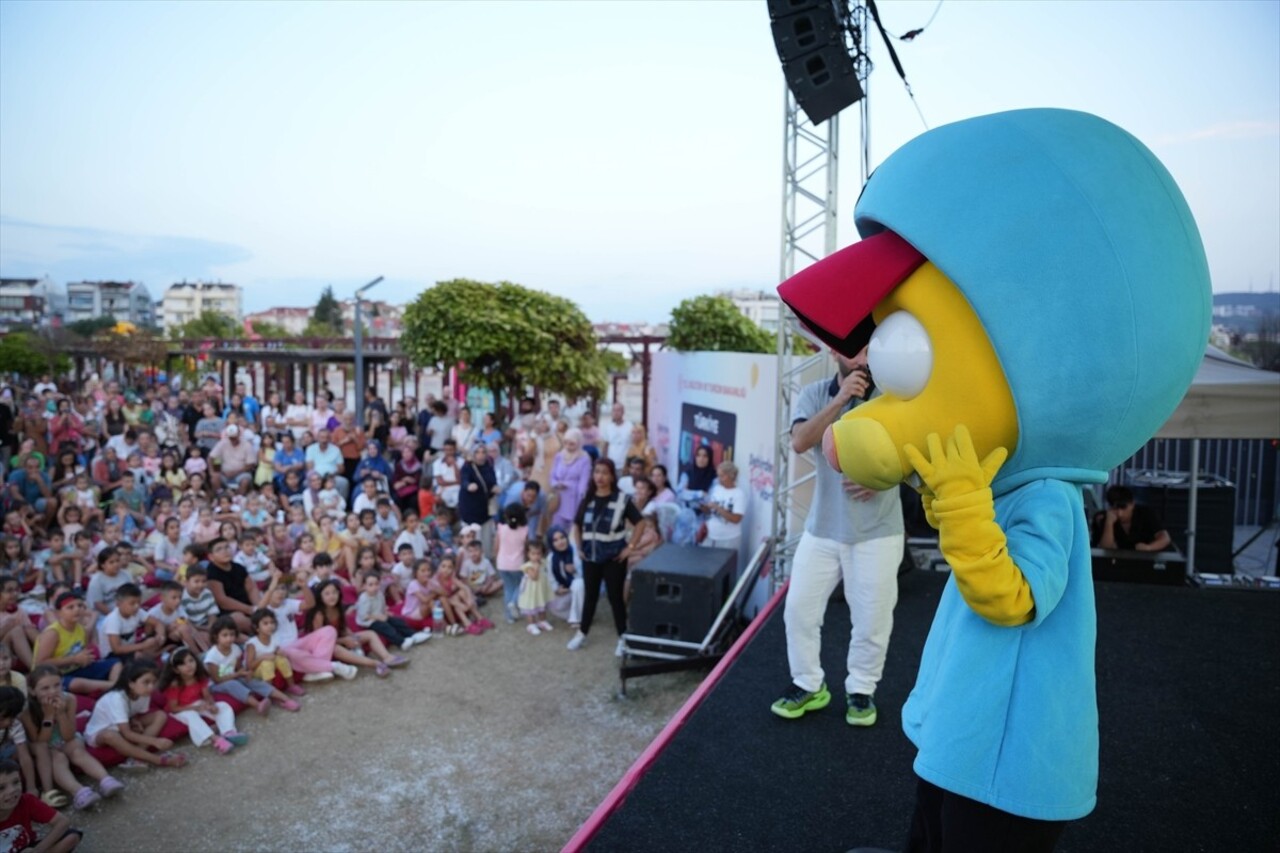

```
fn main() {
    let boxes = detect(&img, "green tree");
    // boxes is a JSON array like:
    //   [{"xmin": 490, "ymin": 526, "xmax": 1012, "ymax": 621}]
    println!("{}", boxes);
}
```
[
  {"xmin": 313, "ymin": 286, "xmax": 343, "ymax": 334},
  {"xmin": 170, "ymin": 311, "xmax": 238, "ymax": 340},
  {"xmin": 246, "ymin": 320, "xmax": 293, "ymax": 340},
  {"xmin": 667, "ymin": 295, "xmax": 775, "ymax": 354},
  {"xmin": 68, "ymin": 315, "xmax": 118, "ymax": 338},
  {"xmin": 401, "ymin": 279, "xmax": 611, "ymax": 401},
  {"xmin": 0, "ymin": 332, "xmax": 71, "ymax": 377}
]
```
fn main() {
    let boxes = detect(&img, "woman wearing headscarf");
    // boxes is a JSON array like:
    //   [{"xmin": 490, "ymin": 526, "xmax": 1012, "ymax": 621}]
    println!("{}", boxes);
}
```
[
  {"xmin": 678, "ymin": 444, "xmax": 717, "ymax": 498},
  {"xmin": 352, "ymin": 439, "xmax": 393, "ymax": 494},
  {"xmin": 546, "ymin": 525, "xmax": 584, "ymax": 631},
  {"xmin": 548, "ymin": 428, "xmax": 591, "ymax": 533},
  {"xmin": 391, "ymin": 436, "xmax": 424, "ymax": 513}
]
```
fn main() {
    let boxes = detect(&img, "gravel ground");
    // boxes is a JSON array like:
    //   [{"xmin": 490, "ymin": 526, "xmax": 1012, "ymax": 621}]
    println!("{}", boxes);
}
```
[{"xmin": 70, "ymin": 612, "xmax": 703, "ymax": 852}]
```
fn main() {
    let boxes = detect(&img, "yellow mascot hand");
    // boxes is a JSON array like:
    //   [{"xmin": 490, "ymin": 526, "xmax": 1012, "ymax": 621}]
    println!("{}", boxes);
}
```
[{"xmin": 904, "ymin": 426, "xmax": 1033, "ymax": 627}]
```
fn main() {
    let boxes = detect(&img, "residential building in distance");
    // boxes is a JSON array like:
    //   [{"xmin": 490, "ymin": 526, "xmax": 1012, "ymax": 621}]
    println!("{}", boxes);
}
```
[
  {"xmin": 339, "ymin": 299, "xmax": 403, "ymax": 337},
  {"xmin": 0, "ymin": 276, "xmax": 63, "ymax": 329},
  {"xmin": 64, "ymin": 280, "xmax": 155, "ymax": 326},
  {"xmin": 158, "ymin": 281, "xmax": 243, "ymax": 331},
  {"xmin": 245, "ymin": 306, "xmax": 311, "ymax": 336},
  {"xmin": 716, "ymin": 288, "xmax": 782, "ymax": 333}
]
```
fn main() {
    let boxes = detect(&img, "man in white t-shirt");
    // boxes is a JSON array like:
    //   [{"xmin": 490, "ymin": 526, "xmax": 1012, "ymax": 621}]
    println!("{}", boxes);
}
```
[
  {"xmin": 600, "ymin": 403, "xmax": 633, "ymax": 471},
  {"xmin": 431, "ymin": 440, "xmax": 462, "ymax": 508}
]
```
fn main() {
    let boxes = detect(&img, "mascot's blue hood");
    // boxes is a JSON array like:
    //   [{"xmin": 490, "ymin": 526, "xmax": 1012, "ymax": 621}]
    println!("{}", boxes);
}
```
[{"xmin": 854, "ymin": 109, "xmax": 1211, "ymax": 493}]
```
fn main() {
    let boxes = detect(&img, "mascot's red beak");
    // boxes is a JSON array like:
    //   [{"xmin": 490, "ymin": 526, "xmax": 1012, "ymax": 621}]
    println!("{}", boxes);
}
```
[{"xmin": 777, "ymin": 230, "xmax": 926, "ymax": 357}]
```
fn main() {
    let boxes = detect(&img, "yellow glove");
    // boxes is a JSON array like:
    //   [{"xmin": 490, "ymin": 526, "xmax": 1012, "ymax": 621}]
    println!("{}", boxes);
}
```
[{"xmin": 903, "ymin": 425, "xmax": 1033, "ymax": 626}]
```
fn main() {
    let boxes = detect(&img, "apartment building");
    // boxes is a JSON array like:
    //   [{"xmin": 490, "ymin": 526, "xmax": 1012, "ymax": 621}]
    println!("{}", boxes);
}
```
[
  {"xmin": 158, "ymin": 281, "xmax": 242, "ymax": 330},
  {"xmin": 716, "ymin": 288, "xmax": 782, "ymax": 333},
  {"xmin": 245, "ymin": 306, "xmax": 311, "ymax": 336},
  {"xmin": 0, "ymin": 277, "xmax": 63, "ymax": 329},
  {"xmin": 64, "ymin": 280, "xmax": 155, "ymax": 326}
]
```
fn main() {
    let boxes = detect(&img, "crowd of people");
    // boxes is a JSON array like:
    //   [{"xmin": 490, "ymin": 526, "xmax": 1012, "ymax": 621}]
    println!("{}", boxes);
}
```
[{"xmin": 0, "ymin": 370, "xmax": 750, "ymax": 844}]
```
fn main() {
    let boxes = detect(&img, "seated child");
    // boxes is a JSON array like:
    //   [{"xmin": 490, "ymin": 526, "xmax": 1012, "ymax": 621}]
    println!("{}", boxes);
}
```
[
  {"xmin": 0, "ymin": 687, "xmax": 35, "ymax": 797},
  {"xmin": 0, "ymin": 576, "xmax": 38, "ymax": 670},
  {"xmin": 458, "ymin": 540, "xmax": 502, "ymax": 600},
  {"xmin": 243, "ymin": 609, "xmax": 306, "ymax": 697},
  {"xmin": 96, "ymin": 583, "xmax": 164, "ymax": 662},
  {"xmin": 429, "ymin": 556, "xmax": 486, "ymax": 636},
  {"xmin": 179, "ymin": 566, "xmax": 218, "ymax": 650},
  {"xmin": 83, "ymin": 660, "xmax": 186, "ymax": 768},
  {"xmin": 159, "ymin": 648, "xmax": 248, "ymax": 755},
  {"xmin": 354, "ymin": 573, "xmax": 429, "ymax": 651},
  {"xmin": 203, "ymin": 616, "xmax": 297, "ymax": 714},
  {"xmin": 145, "ymin": 581, "xmax": 206, "ymax": 655},
  {"xmin": 236, "ymin": 535, "xmax": 272, "ymax": 585},
  {"xmin": 0, "ymin": 756, "xmax": 81, "ymax": 852},
  {"xmin": 20, "ymin": 664, "xmax": 122, "ymax": 811},
  {"xmin": 33, "ymin": 530, "xmax": 76, "ymax": 588}
]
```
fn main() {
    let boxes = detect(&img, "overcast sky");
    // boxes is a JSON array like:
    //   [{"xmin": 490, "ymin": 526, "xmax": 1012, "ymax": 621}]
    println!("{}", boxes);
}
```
[{"xmin": 1, "ymin": 0, "xmax": 1277, "ymax": 322}]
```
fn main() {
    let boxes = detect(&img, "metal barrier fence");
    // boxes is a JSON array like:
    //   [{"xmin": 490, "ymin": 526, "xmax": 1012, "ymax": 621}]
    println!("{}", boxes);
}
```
[{"xmin": 1108, "ymin": 438, "xmax": 1279, "ymax": 526}]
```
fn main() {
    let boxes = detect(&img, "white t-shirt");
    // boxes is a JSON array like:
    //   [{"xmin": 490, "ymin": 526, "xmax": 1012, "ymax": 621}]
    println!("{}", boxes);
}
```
[
  {"xmin": 268, "ymin": 598, "xmax": 303, "ymax": 647},
  {"xmin": 85, "ymin": 690, "xmax": 150, "ymax": 744},
  {"xmin": 394, "ymin": 529, "xmax": 428, "ymax": 560},
  {"xmin": 284, "ymin": 404, "xmax": 312, "ymax": 440},
  {"xmin": 601, "ymin": 419, "xmax": 634, "ymax": 469},
  {"xmin": 203, "ymin": 644, "xmax": 243, "ymax": 679},
  {"xmin": 246, "ymin": 634, "xmax": 282, "ymax": 659},
  {"xmin": 145, "ymin": 602, "xmax": 187, "ymax": 627},
  {"xmin": 97, "ymin": 608, "xmax": 143, "ymax": 656},
  {"xmin": 432, "ymin": 457, "xmax": 461, "ymax": 507},
  {"xmin": 705, "ymin": 482, "xmax": 746, "ymax": 541},
  {"xmin": 86, "ymin": 572, "xmax": 132, "ymax": 614}
]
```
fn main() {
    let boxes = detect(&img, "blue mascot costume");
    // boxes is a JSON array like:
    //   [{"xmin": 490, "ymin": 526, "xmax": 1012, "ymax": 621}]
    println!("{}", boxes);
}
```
[{"xmin": 777, "ymin": 109, "xmax": 1210, "ymax": 849}]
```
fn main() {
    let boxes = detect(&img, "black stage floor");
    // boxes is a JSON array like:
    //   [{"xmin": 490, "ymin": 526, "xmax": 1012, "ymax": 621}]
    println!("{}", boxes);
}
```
[{"xmin": 586, "ymin": 570, "xmax": 1279, "ymax": 852}]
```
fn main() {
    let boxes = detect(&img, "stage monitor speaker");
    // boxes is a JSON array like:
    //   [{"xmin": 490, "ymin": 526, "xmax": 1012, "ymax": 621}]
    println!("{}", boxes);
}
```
[
  {"xmin": 1127, "ymin": 472, "xmax": 1237, "ymax": 573},
  {"xmin": 768, "ymin": 0, "xmax": 862, "ymax": 125},
  {"xmin": 629, "ymin": 544, "xmax": 736, "ymax": 648}
]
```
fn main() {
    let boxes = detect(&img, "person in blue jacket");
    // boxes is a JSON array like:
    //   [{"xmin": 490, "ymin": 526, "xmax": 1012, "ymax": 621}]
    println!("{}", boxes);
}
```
[{"xmin": 777, "ymin": 109, "xmax": 1210, "ymax": 850}]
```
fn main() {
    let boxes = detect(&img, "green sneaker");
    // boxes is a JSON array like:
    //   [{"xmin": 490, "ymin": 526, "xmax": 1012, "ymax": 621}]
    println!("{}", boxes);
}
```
[
  {"xmin": 770, "ymin": 682, "xmax": 831, "ymax": 719},
  {"xmin": 846, "ymin": 692, "xmax": 877, "ymax": 727}
]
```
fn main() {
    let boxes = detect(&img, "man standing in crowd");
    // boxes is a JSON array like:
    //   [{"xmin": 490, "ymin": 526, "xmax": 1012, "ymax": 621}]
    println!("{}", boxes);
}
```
[
  {"xmin": 771, "ymin": 346, "xmax": 904, "ymax": 728},
  {"xmin": 600, "ymin": 403, "xmax": 633, "ymax": 473}
]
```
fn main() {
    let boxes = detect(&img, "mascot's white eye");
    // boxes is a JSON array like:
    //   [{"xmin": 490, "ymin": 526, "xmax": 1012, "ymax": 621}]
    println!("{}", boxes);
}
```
[{"xmin": 868, "ymin": 311, "xmax": 933, "ymax": 400}]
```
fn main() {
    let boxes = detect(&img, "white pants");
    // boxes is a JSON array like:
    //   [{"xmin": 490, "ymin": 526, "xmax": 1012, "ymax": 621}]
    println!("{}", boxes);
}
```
[
  {"xmin": 784, "ymin": 530, "xmax": 903, "ymax": 696},
  {"xmin": 548, "ymin": 577, "xmax": 584, "ymax": 624},
  {"xmin": 172, "ymin": 703, "xmax": 237, "ymax": 747}
]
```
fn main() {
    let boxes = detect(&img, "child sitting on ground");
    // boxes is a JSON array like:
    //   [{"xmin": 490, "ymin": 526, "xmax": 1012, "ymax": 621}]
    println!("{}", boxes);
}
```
[
  {"xmin": 0, "ymin": 757, "xmax": 81, "ymax": 852},
  {"xmin": 83, "ymin": 660, "xmax": 187, "ymax": 769},
  {"xmin": 20, "ymin": 664, "xmax": 122, "ymax": 811},
  {"xmin": 0, "ymin": 687, "xmax": 35, "ymax": 799},
  {"xmin": 159, "ymin": 647, "xmax": 249, "ymax": 755},
  {"xmin": 354, "ymin": 573, "xmax": 429, "ymax": 651},
  {"xmin": 400, "ymin": 560, "xmax": 435, "ymax": 630},
  {"xmin": 203, "ymin": 616, "xmax": 298, "ymax": 714},
  {"xmin": 458, "ymin": 540, "xmax": 502, "ymax": 603},
  {"xmin": 518, "ymin": 539, "xmax": 554, "ymax": 636},
  {"xmin": 145, "ymin": 581, "xmax": 205, "ymax": 654},
  {"xmin": 179, "ymin": 567, "xmax": 217, "ymax": 650},
  {"xmin": 97, "ymin": 583, "xmax": 164, "ymax": 662},
  {"xmin": 430, "ymin": 556, "xmax": 487, "ymax": 636},
  {"xmin": 244, "ymin": 609, "xmax": 306, "ymax": 697}
]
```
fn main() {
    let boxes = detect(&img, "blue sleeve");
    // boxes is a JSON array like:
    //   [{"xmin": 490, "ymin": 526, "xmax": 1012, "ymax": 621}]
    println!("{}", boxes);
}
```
[{"xmin": 1001, "ymin": 481, "xmax": 1075, "ymax": 628}]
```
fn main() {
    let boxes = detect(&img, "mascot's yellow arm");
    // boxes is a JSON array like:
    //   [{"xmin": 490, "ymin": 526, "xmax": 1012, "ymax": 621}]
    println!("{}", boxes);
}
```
[{"xmin": 907, "ymin": 428, "xmax": 1033, "ymax": 627}]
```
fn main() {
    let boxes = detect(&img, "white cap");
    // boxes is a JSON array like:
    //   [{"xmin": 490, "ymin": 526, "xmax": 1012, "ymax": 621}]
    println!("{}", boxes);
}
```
[{"xmin": 225, "ymin": 424, "xmax": 240, "ymax": 437}]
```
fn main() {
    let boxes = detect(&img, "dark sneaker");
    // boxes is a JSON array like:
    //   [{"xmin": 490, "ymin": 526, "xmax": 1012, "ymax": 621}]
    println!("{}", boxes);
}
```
[
  {"xmin": 846, "ymin": 692, "xmax": 877, "ymax": 727},
  {"xmin": 770, "ymin": 682, "xmax": 831, "ymax": 719}
]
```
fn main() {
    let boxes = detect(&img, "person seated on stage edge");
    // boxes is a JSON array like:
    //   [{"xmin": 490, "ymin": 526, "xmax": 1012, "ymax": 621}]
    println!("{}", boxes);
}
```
[{"xmin": 1091, "ymin": 485, "xmax": 1173, "ymax": 552}]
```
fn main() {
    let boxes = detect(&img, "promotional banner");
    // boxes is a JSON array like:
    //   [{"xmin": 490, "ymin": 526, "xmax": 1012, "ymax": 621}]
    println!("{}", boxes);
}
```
[{"xmin": 648, "ymin": 351, "xmax": 778, "ymax": 612}]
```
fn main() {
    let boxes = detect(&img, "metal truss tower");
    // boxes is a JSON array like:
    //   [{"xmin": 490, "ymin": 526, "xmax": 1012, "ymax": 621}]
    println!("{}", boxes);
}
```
[{"xmin": 771, "ymin": 0, "xmax": 872, "ymax": 591}]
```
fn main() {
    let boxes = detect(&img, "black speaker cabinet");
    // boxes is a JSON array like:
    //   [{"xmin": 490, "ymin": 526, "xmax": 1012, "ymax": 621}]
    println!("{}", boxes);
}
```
[
  {"xmin": 628, "ymin": 544, "xmax": 736, "ymax": 648},
  {"xmin": 1127, "ymin": 472, "xmax": 1237, "ymax": 573}
]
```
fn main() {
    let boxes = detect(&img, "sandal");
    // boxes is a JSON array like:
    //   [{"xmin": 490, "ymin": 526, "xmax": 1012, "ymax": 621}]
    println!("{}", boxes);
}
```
[
  {"xmin": 157, "ymin": 751, "xmax": 188, "ymax": 768},
  {"xmin": 41, "ymin": 790, "xmax": 70, "ymax": 809}
]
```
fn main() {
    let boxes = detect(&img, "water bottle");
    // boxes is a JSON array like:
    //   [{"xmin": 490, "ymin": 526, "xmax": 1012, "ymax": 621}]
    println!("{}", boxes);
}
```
[{"xmin": 432, "ymin": 600, "xmax": 445, "ymax": 630}]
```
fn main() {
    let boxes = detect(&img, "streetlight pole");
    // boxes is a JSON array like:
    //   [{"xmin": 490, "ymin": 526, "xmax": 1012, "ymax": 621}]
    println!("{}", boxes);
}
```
[{"xmin": 353, "ymin": 276, "xmax": 383, "ymax": 429}]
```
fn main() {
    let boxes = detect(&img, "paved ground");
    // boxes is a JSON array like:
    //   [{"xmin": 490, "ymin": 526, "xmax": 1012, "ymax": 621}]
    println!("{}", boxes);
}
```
[{"xmin": 72, "ymin": 613, "xmax": 703, "ymax": 852}]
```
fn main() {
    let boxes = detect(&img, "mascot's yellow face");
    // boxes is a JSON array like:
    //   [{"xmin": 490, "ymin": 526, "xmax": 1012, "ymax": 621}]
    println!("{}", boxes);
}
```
[{"xmin": 827, "ymin": 262, "xmax": 1019, "ymax": 490}]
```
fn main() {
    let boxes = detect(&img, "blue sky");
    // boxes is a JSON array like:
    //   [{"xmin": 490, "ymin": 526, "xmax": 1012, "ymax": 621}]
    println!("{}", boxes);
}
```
[{"xmin": 1, "ymin": 0, "xmax": 1277, "ymax": 322}]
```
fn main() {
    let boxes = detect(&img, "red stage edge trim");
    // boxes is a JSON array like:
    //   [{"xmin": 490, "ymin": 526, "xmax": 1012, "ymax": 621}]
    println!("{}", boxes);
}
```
[{"xmin": 562, "ymin": 578, "xmax": 790, "ymax": 853}]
